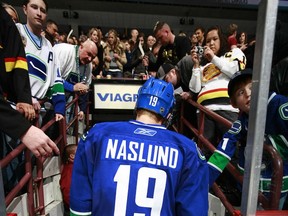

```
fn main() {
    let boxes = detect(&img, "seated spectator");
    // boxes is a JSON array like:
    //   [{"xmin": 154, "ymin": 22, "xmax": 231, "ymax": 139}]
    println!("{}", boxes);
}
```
[
  {"xmin": 208, "ymin": 69, "xmax": 288, "ymax": 209},
  {"xmin": 60, "ymin": 144, "xmax": 77, "ymax": 216},
  {"xmin": 103, "ymin": 29, "xmax": 127, "ymax": 78}
]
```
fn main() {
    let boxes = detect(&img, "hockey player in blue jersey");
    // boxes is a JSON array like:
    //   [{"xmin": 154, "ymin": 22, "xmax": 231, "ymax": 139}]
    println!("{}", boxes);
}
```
[
  {"xmin": 208, "ymin": 68, "xmax": 288, "ymax": 209},
  {"xmin": 70, "ymin": 77, "xmax": 209, "ymax": 216}
]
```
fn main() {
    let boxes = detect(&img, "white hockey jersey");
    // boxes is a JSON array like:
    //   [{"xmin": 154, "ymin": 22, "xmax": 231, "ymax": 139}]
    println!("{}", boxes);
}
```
[{"xmin": 16, "ymin": 24, "xmax": 65, "ymax": 115}]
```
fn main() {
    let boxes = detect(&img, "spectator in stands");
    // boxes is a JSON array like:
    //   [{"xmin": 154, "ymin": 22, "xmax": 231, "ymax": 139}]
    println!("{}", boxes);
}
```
[
  {"xmin": 189, "ymin": 25, "xmax": 246, "ymax": 147},
  {"xmin": 237, "ymin": 31, "xmax": 248, "ymax": 51},
  {"xmin": 131, "ymin": 32, "xmax": 148, "ymax": 78},
  {"xmin": 208, "ymin": 69, "xmax": 288, "ymax": 209},
  {"xmin": 146, "ymin": 21, "xmax": 191, "ymax": 72},
  {"xmin": 53, "ymin": 39, "xmax": 97, "ymax": 124},
  {"xmin": 194, "ymin": 26, "xmax": 205, "ymax": 46},
  {"xmin": 58, "ymin": 32, "xmax": 67, "ymax": 43},
  {"xmin": 146, "ymin": 35, "xmax": 156, "ymax": 51},
  {"xmin": 130, "ymin": 28, "xmax": 139, "ymax": 44},
  {"xmin": 159, "ymin": 56, "xmax": 194, "ymax": 100},
  {"xmin": 60, "ymin": 144, "xmax": 77, "ymax": 216},
  {"xmin": 227, "ymin": 23, "xmax": 238, "ymax": 49},
  {"xmin": 2, "ymin": 2, "xmax": 19, "ymax": 23},
  {"xmin": 103, "ymin": 29, "xmax": 127, "ymax": 78},
  {"xmin": 0, "ymin": 5, "xmax": 59, "ymax": 159},
  {"xmin": 70, "ymin": 77, "xmax": 209, "ymax": 216},
  {"xmin": 88, "ymin": 27, "xmax": 104, "ymax": 77},
  {"xmin": 190, "ymin": 33, "xmax": 198, "ymax": 48},
  {"xmin": 44, "ymin": 19, "xmax": 58, "ymax": 46},
  {"xmin": 122, "ymin": 39, "xmax": 134, "ymax": 77},
  {"xmin": 78, "ymin": 34, "xmax": 87, "ymax": 45},
  {"xmin": 17, "ymin": 0, "xmax": 65, "ymax": 123},
  {"xmin": 158, "ymin": 56, "xmax": 197, "ymax": 136}
]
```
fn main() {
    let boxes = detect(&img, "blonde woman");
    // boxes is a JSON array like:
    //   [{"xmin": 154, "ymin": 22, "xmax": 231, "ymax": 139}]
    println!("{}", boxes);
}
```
[
  {"xmin": 103, "ymin": 29, "xmax": 127, "ymax": 78},
  {"xmin": 88, "ymin": 27, "xmax": 104, "ymax": 77}
]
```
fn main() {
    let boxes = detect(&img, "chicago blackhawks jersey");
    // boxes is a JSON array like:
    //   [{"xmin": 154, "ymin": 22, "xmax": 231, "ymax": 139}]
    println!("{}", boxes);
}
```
[
  {"xmin": 70, "ymin": 120, "xmax": 208, "ymax": 216},
  {"xmin": 16, "ymin": 24, "xmax": 65, "ymax": 115}
]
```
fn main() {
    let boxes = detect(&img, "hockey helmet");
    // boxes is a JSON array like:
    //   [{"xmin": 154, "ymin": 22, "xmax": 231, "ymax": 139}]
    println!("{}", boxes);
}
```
[{"xmin": 136, "ymin": 77, "xmax": 175, "ymax": 118}]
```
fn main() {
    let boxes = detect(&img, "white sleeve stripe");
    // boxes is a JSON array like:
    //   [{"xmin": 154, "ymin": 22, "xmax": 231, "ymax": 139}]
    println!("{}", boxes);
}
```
[
  {"xmin": 208, "ymin": 162, "xmax": 223, "ymax": 173},
  {"xmin": 215, "ymin": 150, "xmax": 231, "ymax": 160},
  {"xmin": 70, "ymin": 209, "xmax": 92, "ymax": 215}
]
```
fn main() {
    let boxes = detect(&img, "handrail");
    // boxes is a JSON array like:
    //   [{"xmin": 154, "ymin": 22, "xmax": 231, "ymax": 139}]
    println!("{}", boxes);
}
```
[
  {"xmin": 178, "ymin": 98, "xmax": 285, "ymax": 215},
  {"xmin": 0, "ymin": 93, "xmax": 88, "ymax": 215}
]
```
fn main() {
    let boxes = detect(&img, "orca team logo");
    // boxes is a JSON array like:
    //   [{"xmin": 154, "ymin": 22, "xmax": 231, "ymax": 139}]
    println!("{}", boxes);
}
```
[
  {"xmin": 228, "ymin": 120, "xmax": 242, "ymax": 134},
  {"xmin": 26, "ymin": 54, "xmax": 47, "ymax": 82},
  {"xmin": 134, "ymin": 128, "xmax": 157, "ymax": 136},
  {"xmin": 279, "ymin": 103, "xmax": 288, "ymax": 120}
]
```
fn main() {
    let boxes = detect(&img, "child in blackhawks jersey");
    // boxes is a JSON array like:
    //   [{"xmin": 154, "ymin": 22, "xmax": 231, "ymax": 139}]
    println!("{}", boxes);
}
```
[{"xmin": 208, "ymin": 68, "xmax": 288, "ymax": 209}]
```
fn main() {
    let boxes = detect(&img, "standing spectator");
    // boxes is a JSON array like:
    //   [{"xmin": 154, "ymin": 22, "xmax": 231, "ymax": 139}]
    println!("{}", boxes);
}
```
[
  {"xmin": 131, "ymin": 32, "xmax": 148, "ymax": 78},
  {"xmin": 194, "ymin": 26, "xmax": 205, "ymax": 46},
  {"xmin": 130, "ymin": 28, "xmax": 139, "ymax": 44},
  {"xmin": 60, "ymin": 144, "xmax": 77, "ymax": 216},
  {"xmin": 53, "ymin": 40, "xmax": 97, "ymax": 124},
  {"xmin": 208, "ymin": 69, "xmax": 288, "ymax": 209},
  {"xmin": 103, "ymin": 29, "xmax": 127, "ymax": 78},
  {"xmin": 88, "ymin": 27, "xmax": 104, "ymax": 77},
  {"xmin": 0, "ymin": 5, "xmax": 59, "ymax": 158},
  {"xmin": 70, "ymin": 77, "xmax": 209, "ymax": 216},
  {"xmin": 58, "ymin": 31, "xmax": 67, "ymax": 43},
  {"xmin": 227, "ymin": 23, "xmax": 238, "ymax": 49},
  {"xmin": 146, "ymin": 35, "xmax": 156, "ymax": 51},
  {"xmin": 78, "ymin": 34, "xmax": 87, "ymax": 45},
  {"xmin": 17, "ymin": 0, "xmax": 65, "ymax": 122},
  {"xmin": 44, "ymin": 19, "xmax": 58, "ymax": 46},
  {"xmin": 122, "ymin": 39, "xmax": 134, "ymax": 76},
  {"xmin": 148, "ymin": 21, "xmax": 191, "ymax": 71},
  {"xmin": 237, "ymin": 31, "xmax": 248, "ymax": 51},
  {"xmin": 190, "ymin": 33, "xmax": 198, "ymax": 48},
  {"xmin": 189, "ymin": 25, "xmax": 246, "ymax": 147}
]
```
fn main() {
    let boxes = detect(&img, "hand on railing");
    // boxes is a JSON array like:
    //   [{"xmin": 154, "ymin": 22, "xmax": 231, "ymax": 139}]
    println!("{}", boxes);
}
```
[
  {"xmin": 16, "ymin": 102, "xmax": 35, "ymax": 121},
  {"xmin": 55, "ymin": 113, "xmax": 64, "ymax": 122},
  {"xmin": 73, "ymin": 82, "xmax": 89, "ymax": 94},
  {"xmin": 20, "ymin": 125, "xmax": 60, "ymax": 158}
]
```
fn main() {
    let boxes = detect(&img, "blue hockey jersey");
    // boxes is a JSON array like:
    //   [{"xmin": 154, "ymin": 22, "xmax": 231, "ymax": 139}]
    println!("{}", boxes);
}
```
[
  {"xmin": 208, "ymin": 92, "xmax": 288, "ymax": 194},
  {"xmin": 70, "ymin": 120, "xmax": 208, "ymax": 216}
]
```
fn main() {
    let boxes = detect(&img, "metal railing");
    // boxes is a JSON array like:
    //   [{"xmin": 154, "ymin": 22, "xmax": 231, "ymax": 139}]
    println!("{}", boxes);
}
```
[
  {"xmin": 0, "ymin": 94, "xmax": 88, "ymax": 215},
  {"xmin": 177, "ymin": 98, "xmax": 286, "ymax": 215}
]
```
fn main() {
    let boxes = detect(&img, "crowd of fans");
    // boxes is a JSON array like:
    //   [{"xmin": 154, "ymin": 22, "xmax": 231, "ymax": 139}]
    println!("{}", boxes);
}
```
[{"xmin": 1, "ymin": 0, "xmax": 288, "ymax": 214}]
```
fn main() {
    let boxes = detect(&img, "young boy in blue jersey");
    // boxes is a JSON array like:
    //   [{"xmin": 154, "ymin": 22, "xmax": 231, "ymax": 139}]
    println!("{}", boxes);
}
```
[
  {"xmin": 208, "ymin": 68, "xmax": 288, "ymax": 209},
  {"xmin": 70, "ymin": 77, "xmax": 209, "ymax": 216}
]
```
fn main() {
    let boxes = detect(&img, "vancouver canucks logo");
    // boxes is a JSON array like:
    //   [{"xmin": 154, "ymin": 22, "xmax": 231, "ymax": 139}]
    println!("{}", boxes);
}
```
[
  {"xmin": 228, "ymin": 120, "xmax": 241, "ymax": 134},
  {"xmin": 81, "ymin": 131, "xmax": 89, "ymax": 141},
  {"xmin": 134, "ymin": 128, "xmax": 157, "ymax": 136},
  {"xmin": 26, "ymin": 54, "xmax": 47, "ymax": 82},
  {"xmin": 279, "ymin": 103, "xmax": 288, "ymax": 120},
  {"xmin": 195, "ymin": 143, "xmax": 206, "ymax": 160}
]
